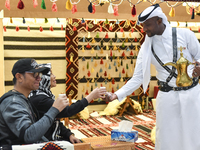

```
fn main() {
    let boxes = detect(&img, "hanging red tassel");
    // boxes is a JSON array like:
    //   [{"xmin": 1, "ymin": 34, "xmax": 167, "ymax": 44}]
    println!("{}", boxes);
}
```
[
  {"xmin": 131, "ymin": 28, "xmax": 134, "ymax": 33},
  {"xmin": 50, "ymin": 26, "xmax": 54, "ymax": 31},
  {"xmin": 17, "ymin": 0, "xmax": 25, "ymax": 9},
  {"xmin": 104, "ymin": 71, "xmax": 107, "ymax": 76},
  {"xmin": 122, "ymin": 68, "xmax": 125, "ymax": 74},
  {"xmin": 114, "ymin": 5, "xmax": 119, "ymax": 16},
  {"xmin": 27, "ymin": 26, "xmax": 30, "ymax": 31},
  {"xmin": 122, "ymin": 51, "xmax": 125, "ymax": 57},
  {"xmin": 52, "ymin": 2, "xmax": 57, "ymax": 12},
  {"xmin": 130, "ymin": 51, "xmax": 133, "ymax": 56},
  {"xmin": 109, "ymin": 25, "xmax": 112, "ymax": 31},
  {"xmin": 87, "ymin": 71, "xmax": 91, "ymax": 77},
  {"xmin": 120, "ymin": 27, "xmax": 123, "ymax": 32},
  {"xmin": 112, "ymin": 78, "xmax": 115, "ymax": 84},
  {"xmin": 71, "ymin": 4, "xmax": 77, "ymax": 14},
  {"xmin": 5, "ymin": 0, "xmax": 10, "ymax": 10},
  {"xmin": 134, "ymin": 37, "xmax": 137, "ymax": 42},
  {"xmin": 105, "ymin": 33, "xmax": 109, "ymax": 38},
  {"xmin": 73, "ymin": 25, "xmax": 77, "ymax": 31},
  {"xmin": 141, "ymin": 28, "xmax": 144, "ymax": 33},
  {"xmin": 110, "ymin": 50, "xmax": 112, "ymax": 56},
  {"xmin": 132, "ymin": 5, "xmax": 136, "ymax": 17},
  {"xmin": 100, "ymin": 26, "xmax": 102, "ymax": 32},
  {"xmin": 33, "ymin": 0, "xmax": 38, "ymax": 8},
  {"xmin": 92, "ymin": 4, "xmax": 96, "ymax": 14},
  {"xmin": 16, "ymin": 26, "xmax": 19, "ymax": 32},
  {"xmin": 61, "ymin": 24, "xmax": 63, "ymax": 30},
  {"xmin": 85, "ymin": 90, "xmax": 89, "ymax": 95},
  {"xmin": 39, "ymin": 26, "xmax": 43, "ymax": 32},
  {"xmin": 3, "ymin": 26, "xmax": 6, "ymax": 32},
  {"xmin": 86, "ymin": 25, "xmax": 88, "ymax": 30},
  {"xmin": 198, "ymin": 28, "xmax": 200, "ymax": 33},
  {"xmin": 86, "ymin": 43, "xmax": 91, "ymax": 49},
  {"xmin": 112, "ymin": 87, "xmax": 114, "ymax": 93},
  {"xmin": 100, "ymin": 58, "xmax": 104, "ymax": 64}
]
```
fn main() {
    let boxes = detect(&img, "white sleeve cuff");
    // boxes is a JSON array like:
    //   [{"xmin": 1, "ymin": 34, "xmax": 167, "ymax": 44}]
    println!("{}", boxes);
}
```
[{"xmin": 115, "ymin": 89, "xmax": 127, "ymax": 102}]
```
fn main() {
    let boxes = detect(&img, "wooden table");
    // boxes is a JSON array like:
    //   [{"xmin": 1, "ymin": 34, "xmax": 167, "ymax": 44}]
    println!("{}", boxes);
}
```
[{"xmin": 81, "ymin": 136, "xmax": 135, "ymax": 150}]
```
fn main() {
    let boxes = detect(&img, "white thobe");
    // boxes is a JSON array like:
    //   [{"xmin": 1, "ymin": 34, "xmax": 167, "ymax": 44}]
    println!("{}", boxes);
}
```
[{"xmin": 115, "ymin": 26, "xmax": 200, "ymax": 150}]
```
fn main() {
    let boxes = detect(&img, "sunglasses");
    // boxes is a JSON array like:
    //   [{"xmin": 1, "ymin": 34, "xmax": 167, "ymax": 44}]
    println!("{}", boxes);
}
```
[{"xmin": 26, "ymin": 72, "xmax": 43, "ymax": 79}]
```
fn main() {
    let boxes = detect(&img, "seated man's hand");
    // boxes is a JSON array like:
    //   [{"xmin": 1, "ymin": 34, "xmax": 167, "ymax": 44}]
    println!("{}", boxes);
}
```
[
  {"xmin": 102, "ymin": 92, "xmax": 117, "ymax": 102},
  {"xmin": 69, "ymin": 134, "xmax": 81, "ymax": 144}
]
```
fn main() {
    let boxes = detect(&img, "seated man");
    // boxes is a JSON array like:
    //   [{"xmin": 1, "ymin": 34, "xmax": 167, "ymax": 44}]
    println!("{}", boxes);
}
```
[
  {"xmin": 0, "ymin": 58, "xmax": 69, "ymax": 148},
  {"xmin": 29, "ymin": 63, "xmax": 107, "ymax": 143}
]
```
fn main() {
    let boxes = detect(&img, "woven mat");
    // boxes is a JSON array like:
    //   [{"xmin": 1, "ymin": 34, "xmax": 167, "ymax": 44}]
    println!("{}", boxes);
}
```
[{"xmin": 68, "ymin": 111, "xmax": 156, "ymax": 150}]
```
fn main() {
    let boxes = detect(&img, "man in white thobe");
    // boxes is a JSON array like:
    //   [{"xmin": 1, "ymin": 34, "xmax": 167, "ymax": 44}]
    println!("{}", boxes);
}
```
[{"xmin": 105, "ymin": 4, "xmax": 200, "ymax": 150}]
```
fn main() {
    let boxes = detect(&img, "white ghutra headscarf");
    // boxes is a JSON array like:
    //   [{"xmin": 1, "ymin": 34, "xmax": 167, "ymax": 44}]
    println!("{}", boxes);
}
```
[{"xmin": 137, "ymin": 4, "xmax": 171, "ymax": 93}]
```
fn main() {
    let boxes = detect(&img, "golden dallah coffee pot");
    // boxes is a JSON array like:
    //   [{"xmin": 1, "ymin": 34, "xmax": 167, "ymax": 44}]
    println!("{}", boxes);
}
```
[{"xmin": 163, "ymin": 46, "xmax": 194, "ymax": 87}]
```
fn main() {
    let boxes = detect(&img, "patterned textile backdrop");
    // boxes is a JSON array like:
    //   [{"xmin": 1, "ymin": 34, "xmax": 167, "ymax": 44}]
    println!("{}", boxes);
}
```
[
  {"xmin": 65, "ymin": 19, "xmax": 146, "ymax": 100},
  {"xmin": 3, "ymin": 25, "xmax": 67, "ymax": 97}
]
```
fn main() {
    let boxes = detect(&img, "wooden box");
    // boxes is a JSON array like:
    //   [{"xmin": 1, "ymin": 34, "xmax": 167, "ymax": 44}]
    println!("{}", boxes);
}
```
[
  {"xmin": 81, "ymin": 136, "xmax": 135, "ymax": 150},
  {"xmin": 74, "ymin": 142, "xmax": 91, "ymax": 150}
]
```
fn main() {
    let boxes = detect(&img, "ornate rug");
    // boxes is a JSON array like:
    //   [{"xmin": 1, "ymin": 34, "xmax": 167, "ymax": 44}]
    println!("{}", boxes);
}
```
[{"xmin": 68, "ymin": 111, "xmax": 156, "ymax": 150}]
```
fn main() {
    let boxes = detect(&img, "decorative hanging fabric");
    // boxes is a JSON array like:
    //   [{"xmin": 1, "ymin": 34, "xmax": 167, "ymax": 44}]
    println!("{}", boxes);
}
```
[
  {"xmin": 86, "ymin": 43, "xmax": 91, "ymax": 49},
  {"xmin": 92, "ymin": 3, "xmax": 96, "ymax": 14},
  {"xmin": 108, "ymin": 3, "xmax": 114, "ymax": 14},
  {"xmin": 71, "ymin": 3, "xmax": 77, "ymax": 14},
  {"xmin": 88, "ymin": 2, "xmax": 93, "ymax": 13},
  {"xmin": 114, "ymin": 5, "xmax": 119, "ymax": 16},
  {"xmin": 22, "ymin": 17, "xmax": 26, "ymax": 24},
  {"xmin": 169, "ymin": 7, "xmax": 175, "ymax": 17},
  {"xmin": 50, "ymin": 26, "xmax": 54, "ymax": 31},
  {"xmin": 191, "ymin": 8, "xmax": 195, "ymax": 19},
  {"xmin": 81, "ymin": 18, "xmax": 85, "ymax": 24},
  {"xmin": 39, "ymin": 26, "xmax": 43, "ymax": 32},
  {"xmin": 27, "ymin": 26, "xmax": 30, "ymax": 31},
  {"xmin": 91, "ymin": 38, "xmax": 96, "ymax": 43},
  {"xmin": 73, "ymin": 25, "xmax": 77, "ymax": 31},
  {"xmin": 41, "ymin": 0, "xmax": 46, "ymax": 9},
  {"xmin": 116, "ymin": 19, "xmax": 119, "ymax": 24},
  {"xmin": 5, "ymin": 0, "xmax": 10, "ymax": 10},
  {"xmin": 82, "ymin": 45, "xmax": 85, "ymax": 53},
  {"xmin": 4, "ymin": 26, "xmax": 6, "ymax": 32},
  {"xmin": 10, "ymin": 17, "xmax": 13, "ymax": 23},
  {"xmin": 122, "ymin": 32, "xmax": 125, "ymax": 38},
  {"xmin": 132, "ymin": 5, "xmax": 136, "ymax": 17},
  {"xmin": 96, "ymin": 32, "xmax": 99, "ymax": 38},
  {"xmin": 105, "ymin": 33, "xmax": 109, "ymax": 38},
  {"xmin": 100, "ymin": 26, "xmax": 102, "ymax": 32},
  {"xmin": 17, "ymin": 0, "xmax": 25, "ymax": 9},
  {"xmin": 33, "ymin": 0, "xmax": 38, "ymax": 8},
  {"xmin": 52, "ymin": 2, "xmax": 57, "ymax": 12},
  {"xmin": 109, "ymin": 23, "xmax": 113, "ymax": 31},
  {"xmin": 66, "ymin": 0, "xmax": 72, "ymax": 10},
  {"xmin": 16, "ymin": 26, "xmax": 19, "ymax": 32},
  {"xmin": 91, "ymin": 57, "xmax": 94, "ymax": 62}
]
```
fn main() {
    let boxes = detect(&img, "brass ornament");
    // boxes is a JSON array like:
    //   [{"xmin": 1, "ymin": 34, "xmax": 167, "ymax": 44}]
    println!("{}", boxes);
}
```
[{"xmin": 163, "ymin": 46, "xmax": 194, "ymax": 87}]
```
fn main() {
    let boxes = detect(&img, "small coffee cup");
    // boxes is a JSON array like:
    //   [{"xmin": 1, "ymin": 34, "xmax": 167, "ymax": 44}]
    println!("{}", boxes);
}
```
[{"xmin": 59, "ymin": 94, "xmax": 66, "ymax": 97}]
